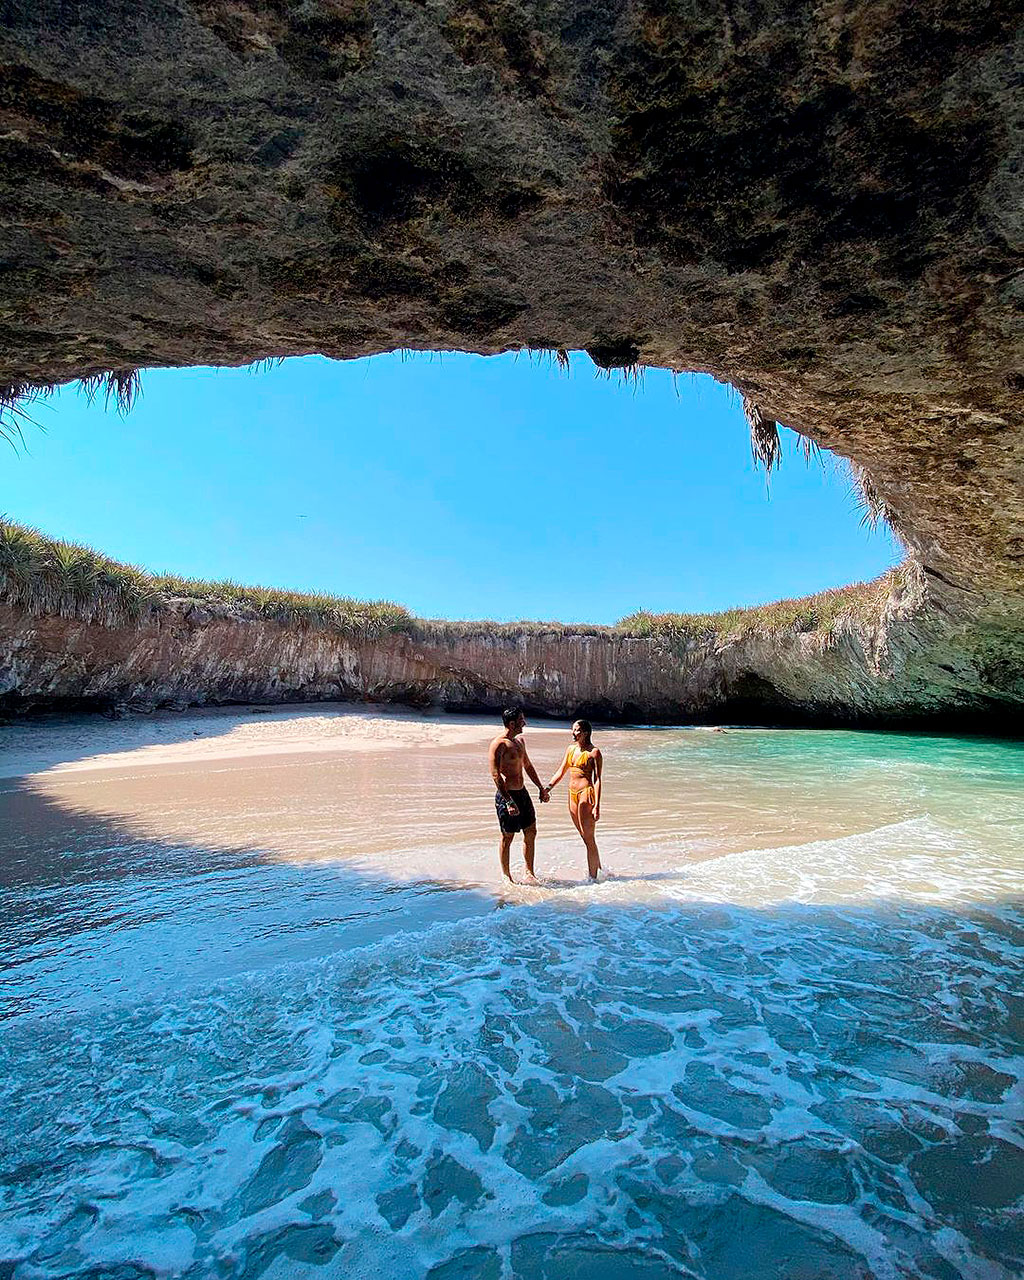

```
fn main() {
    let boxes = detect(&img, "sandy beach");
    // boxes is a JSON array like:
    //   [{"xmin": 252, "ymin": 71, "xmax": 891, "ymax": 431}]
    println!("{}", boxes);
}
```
[
  {"xmin": 4, "ymin": 702, "xmax": 1019, "ymax": 910},
  {"xmin": 0, "ymin": 703, "xmax": 591, "ymax": 902},
  {"xmin": 0, "ymin": 701, "xmax": 572, "ymax": 781}
]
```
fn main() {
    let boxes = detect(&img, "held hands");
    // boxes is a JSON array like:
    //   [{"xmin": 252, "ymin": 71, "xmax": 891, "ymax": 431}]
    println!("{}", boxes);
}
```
[{"xmin": 539, "ymin": 786, "xmax": 551, "ymax": 803}]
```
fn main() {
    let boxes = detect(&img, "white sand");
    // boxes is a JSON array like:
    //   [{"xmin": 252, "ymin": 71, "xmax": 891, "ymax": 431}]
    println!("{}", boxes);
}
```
[{"xmin": 0, "ymin": 701, "xmax": 570, "ymax": 781}]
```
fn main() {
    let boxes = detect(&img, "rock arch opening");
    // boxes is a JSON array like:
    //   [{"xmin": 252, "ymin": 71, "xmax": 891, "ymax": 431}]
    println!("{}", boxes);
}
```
[
  {"xmin": 1, "ymin": 350, "xmax": 901, "ymax": 621},
  {"xmin": 0, "ymin": 348, "xmax": 1010, "ymax": 728}
]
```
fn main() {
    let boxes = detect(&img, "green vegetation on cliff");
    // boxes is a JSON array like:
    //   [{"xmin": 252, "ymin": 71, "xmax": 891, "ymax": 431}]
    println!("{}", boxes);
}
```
[
  {"xmin": 618, "ymin": 569, "xmax": 909, "ymax": 643},
  {"xmin": 1, "ymin": 518, "xmax": 904, "ymax": 644},
  {"xmin": 0, "ymin": 519, "xmax": 411, "ymax": 636}
]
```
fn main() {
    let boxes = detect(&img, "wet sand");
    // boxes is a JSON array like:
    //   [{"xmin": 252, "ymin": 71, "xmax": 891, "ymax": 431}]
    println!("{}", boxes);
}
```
[
  {"xmin": 0, "ymin": 702, "xmax": 542, "ymax": 780},
  {"xmin": 3, "ymin": 704, "xmax": 1020, "ymax": 900}
]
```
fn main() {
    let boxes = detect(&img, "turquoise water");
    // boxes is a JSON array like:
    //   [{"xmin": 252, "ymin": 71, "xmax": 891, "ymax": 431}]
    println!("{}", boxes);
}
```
[{"xmin": 1, "ymin": 727, "xmax": 1022, "ymax": 1278}]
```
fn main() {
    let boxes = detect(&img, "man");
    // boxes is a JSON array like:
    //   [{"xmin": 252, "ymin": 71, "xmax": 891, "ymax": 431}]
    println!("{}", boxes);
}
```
[{"xmin": 488, "ymin": 706, "xmax": 549, "ymax": 883}]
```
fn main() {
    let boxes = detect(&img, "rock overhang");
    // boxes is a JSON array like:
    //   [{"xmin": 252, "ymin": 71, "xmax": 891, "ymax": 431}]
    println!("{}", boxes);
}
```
[{"xmin": 0, "ymin": 0, "xmax": 1020, "ymax": 718}]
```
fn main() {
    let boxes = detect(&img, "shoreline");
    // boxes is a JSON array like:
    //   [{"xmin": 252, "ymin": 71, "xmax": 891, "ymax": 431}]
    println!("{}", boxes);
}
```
[{"xmin": 0, "ymin": 700, "xmax": 574, "ymax": 782}]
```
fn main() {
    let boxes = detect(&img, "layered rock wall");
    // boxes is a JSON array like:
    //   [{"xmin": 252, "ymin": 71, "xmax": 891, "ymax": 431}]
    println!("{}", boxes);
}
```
[{"xmin": 2, "ymin": 569, "xmax": 1018, "ymax": 725}]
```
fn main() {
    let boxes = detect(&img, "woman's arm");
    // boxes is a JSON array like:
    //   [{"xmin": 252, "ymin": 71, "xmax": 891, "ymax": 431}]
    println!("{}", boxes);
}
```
[
  {"xmin": 593, "ymin": 749, "xmax": 603, "ymax": 820},
  {"xmin": 547, "ymin": 748, "xmax": 571, "ymax": 791}
]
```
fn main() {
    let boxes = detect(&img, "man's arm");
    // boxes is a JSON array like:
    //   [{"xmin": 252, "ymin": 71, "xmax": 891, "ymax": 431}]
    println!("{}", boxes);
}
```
[
  {"xmin": 522, "ymin": 743, "xmax": 550, "ymax": 801},
  {"xmin": 489, "ymin": 739, "xmax": 518, "ymax": 811}
]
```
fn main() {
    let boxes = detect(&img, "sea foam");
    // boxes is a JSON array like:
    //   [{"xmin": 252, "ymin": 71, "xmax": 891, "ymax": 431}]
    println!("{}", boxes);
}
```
[
  {"xmin": 2, "ymin": 729, "xmax": 1021, "ymax": 1278},
  {"xmin": 2, "ymin": 887, "xmax": 1020, "ymax": 1279}
]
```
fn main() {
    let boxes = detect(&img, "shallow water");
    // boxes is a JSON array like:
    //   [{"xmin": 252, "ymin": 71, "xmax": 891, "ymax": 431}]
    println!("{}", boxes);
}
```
[{"xmin": 1, "ymin": 725, "xmax": 1022, "ymax": 1278}]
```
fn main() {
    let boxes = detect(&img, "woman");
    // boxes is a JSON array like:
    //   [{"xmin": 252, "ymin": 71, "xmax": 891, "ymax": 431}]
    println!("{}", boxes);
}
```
[{"xmin": 547, "ymin": 718, "xmax": 603, "ymax": 880}]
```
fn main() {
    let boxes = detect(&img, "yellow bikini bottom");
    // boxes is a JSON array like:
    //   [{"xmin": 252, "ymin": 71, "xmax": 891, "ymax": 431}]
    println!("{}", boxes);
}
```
[{"xmin": 569, "ymin": 784, "xmax": 596, "ymax": 806}]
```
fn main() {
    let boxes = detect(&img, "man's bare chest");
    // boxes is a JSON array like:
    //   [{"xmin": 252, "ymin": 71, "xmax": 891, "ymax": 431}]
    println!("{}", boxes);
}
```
[{"xmin": 500, "ymin": 741, "xmax": 525, "ymax": 771}]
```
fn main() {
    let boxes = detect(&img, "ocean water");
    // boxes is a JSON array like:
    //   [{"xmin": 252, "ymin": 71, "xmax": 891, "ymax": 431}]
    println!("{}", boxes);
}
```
[{"xmin": 0, "ymin": 727, "xmax": 1021, "ymax": 1278}]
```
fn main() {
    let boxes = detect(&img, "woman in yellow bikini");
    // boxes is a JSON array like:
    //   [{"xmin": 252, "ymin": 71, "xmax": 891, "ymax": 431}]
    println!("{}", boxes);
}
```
[{"xmin": 547, "ymin": 718, "xmax": 603, "ymax": 880}]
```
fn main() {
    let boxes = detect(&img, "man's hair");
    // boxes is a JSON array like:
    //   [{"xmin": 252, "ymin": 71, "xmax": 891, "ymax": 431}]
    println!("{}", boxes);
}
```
[{"xmin": 502, "ymin": 706, "xmax": 523, "ymax": 728}]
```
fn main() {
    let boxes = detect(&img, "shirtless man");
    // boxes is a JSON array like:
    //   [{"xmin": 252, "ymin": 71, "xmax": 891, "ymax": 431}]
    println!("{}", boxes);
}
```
[{"xmin": 488, "ymin": 706, "xmax": 550, "ymax": 883}]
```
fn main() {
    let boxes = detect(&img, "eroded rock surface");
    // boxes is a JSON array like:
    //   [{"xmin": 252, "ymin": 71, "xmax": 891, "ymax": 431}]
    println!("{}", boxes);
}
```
[
  {"xmin": 1, "ymin": 566, "xmax": 1020, "ymax": 724},
  {"xmin": 0, "ymin": 1, "xmax": 1021, "ymax": 720}
]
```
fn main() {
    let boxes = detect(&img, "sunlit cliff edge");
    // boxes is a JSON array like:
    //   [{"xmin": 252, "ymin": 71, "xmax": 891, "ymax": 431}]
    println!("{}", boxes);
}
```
[{"xmin": 1, "ymin": 523, "xmax": 1019, "ymax": 727}]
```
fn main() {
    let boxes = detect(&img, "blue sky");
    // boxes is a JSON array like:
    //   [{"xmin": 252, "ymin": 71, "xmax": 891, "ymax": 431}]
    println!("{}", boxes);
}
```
[{"xmin": 4, "ymin": 352, "xmax": 898, "ymax": 624}]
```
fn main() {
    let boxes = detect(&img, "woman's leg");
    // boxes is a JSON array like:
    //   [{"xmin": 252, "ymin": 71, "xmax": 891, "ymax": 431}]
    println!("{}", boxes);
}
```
[{"xmin": 572, "ymin": 796, "xmax": 602, "ymax": 879}]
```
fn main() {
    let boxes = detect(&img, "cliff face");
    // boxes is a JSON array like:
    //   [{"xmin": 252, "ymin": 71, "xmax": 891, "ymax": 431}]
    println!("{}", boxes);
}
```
[
  {"xmin": 0, "ymin": 1, "xmax": 1021, "ymax": 721},
  {"xmin": 2, "ymin": 568, "xmax": 1018, "ymax": 726}
]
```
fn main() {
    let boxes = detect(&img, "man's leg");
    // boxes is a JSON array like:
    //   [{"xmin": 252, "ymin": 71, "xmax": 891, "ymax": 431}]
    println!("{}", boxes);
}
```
[
  {"xmin": 522, "ymin": 824, "xmax": 539, "ymax": 883},
  {"xmin": 499, "ymin": 831, "xmax": 515, "ymax": 881}
]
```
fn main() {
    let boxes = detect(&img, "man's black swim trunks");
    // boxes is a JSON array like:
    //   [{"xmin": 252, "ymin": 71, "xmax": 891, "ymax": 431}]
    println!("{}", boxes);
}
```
[{"xmin": 495, "ymin": 787, "xmax": 536, "ymax": 834}]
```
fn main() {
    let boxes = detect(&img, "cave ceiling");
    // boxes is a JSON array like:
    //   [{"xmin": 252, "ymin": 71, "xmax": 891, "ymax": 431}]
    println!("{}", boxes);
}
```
[{"xmin": 0, "ymin": 0, "xmax": 1020, "ymax": 613}]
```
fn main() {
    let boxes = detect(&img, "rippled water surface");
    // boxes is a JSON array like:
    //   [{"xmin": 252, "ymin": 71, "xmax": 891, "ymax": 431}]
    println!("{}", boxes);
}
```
[{"xmin": 1, "ymin": 722, "xmax": 1022, "ymax": 1278}]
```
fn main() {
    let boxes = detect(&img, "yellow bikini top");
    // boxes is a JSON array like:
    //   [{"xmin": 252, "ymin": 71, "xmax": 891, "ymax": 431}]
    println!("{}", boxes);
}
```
[{"xmin": 568, "ymin": 746, "xmax": 593, "ymax": 770}]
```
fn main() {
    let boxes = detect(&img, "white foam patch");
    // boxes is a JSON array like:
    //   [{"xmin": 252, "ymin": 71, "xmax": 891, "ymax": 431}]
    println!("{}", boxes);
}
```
[
  {"xmin": 490, "ymin": 816, "xmax": 1022, "ymax": 917},
  {"xmin": 1, "ymin": 898, "xmax": 1021, "ymax": 1279}
]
